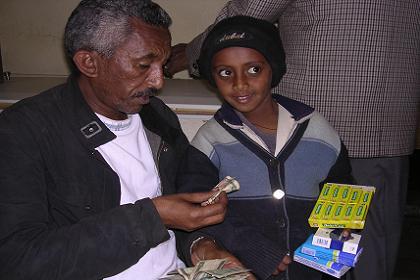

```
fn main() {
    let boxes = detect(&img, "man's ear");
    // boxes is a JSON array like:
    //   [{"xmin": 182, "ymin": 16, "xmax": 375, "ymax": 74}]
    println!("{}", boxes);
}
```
[{"xmin": 72, "ymin": 50, "xmax": 101, "ymax": 77}]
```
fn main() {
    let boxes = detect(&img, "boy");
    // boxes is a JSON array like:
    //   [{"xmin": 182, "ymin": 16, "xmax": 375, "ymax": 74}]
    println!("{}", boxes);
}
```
[{"xmin": 186, "ymin": 16, "xmax": 354, "ymax": 280}]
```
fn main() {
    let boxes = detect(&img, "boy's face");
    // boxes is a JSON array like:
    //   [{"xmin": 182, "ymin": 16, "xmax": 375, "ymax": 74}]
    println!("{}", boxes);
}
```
[{"xmin": 211, "ymin": 47, "xmax": 273, "ymax": 118}]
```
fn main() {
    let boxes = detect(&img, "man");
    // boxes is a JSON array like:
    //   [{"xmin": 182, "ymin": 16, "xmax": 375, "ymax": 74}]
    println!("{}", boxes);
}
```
[
  {"xmin": 0, "ymin": 1, "xmax": 227, "ymax": 279},
  {"xmin": 165, "ymin": 1, "xmax": 420, "ymax": 280}
]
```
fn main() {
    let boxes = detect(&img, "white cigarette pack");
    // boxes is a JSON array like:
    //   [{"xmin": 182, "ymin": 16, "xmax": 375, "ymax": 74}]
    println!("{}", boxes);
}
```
[{"xmin": 312, "ymin": 228, "xmax": 361, "ymax": 254}]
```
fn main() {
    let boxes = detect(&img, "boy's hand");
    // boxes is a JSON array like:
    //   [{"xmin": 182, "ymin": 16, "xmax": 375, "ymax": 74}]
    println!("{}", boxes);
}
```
[
  {"xmin": 272, "ymin": 254, "xmax": 292, "ymax": 275},
  {"xmin": 152, "ymin": 191, "xmax": 227, "ymax": 231}
]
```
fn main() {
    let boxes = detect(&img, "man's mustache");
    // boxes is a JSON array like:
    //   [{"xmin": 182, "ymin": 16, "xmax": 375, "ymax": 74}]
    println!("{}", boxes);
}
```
[{"xmin": 134, "ymin": 88, "xmax": 158, "ymax": 97}]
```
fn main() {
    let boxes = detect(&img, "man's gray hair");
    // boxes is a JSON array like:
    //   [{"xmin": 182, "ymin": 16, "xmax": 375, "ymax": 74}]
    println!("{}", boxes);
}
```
[{"xmin": 64, "ymin": 0, "xmax": 172, "ymax": 58}]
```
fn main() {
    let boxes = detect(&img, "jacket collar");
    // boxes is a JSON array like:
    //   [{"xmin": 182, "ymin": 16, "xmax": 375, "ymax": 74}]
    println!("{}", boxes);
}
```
[
  {"xmin": 139, "ymin": 98, "xmax": 181, "ymax": 147},
  {"xmin": 215, "ymin": 94, "xmax": 314, "ymax": 126},
  {"xmin": 57, "ymin": 75, "xmax": 116, "ymax": 150},
  {"xmin": 57, "ymin": 75, "xmax": 179, "ymax": 150}
]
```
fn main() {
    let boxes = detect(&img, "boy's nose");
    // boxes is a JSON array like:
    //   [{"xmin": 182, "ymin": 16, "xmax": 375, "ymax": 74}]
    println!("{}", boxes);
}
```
[{"xmin": 233, "ymin": 73, "xmax": 248, "ymax": 91}]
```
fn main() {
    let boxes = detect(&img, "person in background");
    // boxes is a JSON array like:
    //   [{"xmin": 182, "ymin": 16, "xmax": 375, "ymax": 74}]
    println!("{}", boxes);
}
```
[
  {"xmin": 181, "ymin": 15, "xmax": 354, "ymax": 280},
  {"xmin": 165, "ymin": 1, "xmax": 420, "ymax": 279},
  {"xmin": 0, "ymin": 1, "xmax": 228, "ymax": 279}
]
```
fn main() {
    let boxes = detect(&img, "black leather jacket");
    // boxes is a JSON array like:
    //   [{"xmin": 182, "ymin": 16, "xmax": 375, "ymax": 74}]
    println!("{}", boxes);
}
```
[{"xmin": 0, "ymin": 76, "xmax": 218, "ymax": 280}]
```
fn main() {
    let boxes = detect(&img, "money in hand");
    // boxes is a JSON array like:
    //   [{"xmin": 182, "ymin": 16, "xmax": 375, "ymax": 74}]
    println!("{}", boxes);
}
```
[
  {"xmin": 201, "ymin": 176, "xmax": 240, "ymax": 206},
  {"xmin": 160, "ymin": 259, "xmax": 251, "ymax": 280}
]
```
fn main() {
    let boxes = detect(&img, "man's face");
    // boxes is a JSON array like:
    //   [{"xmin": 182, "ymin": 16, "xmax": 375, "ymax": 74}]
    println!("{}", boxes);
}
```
[{"xmin": 87, "ymin": 19, "xmax": 171, "ymax": 120}]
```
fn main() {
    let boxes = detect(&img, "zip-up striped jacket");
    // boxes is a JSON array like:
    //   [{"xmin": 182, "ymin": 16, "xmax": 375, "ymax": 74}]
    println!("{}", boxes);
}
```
[{"xmin": 191, "ymin": 95, "xmax": 354, "ymax": 280}]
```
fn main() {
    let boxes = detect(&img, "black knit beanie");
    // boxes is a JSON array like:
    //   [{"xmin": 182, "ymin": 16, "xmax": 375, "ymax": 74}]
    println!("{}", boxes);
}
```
[{"xmin": 198, "ymin": 16, "xmax": 286, "ymax": 88}]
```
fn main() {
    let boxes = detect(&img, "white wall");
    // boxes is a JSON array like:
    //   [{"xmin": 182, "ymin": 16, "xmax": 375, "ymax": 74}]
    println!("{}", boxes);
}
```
[{"xmin": 0, "ymin": 0, "xmax": 228, "ymax": 78}]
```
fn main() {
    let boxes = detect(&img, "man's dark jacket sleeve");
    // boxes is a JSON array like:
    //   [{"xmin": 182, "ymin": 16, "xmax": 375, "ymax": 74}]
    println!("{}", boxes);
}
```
[{"xmin": 0, "ymin": 79, "xmax": 218, "ymax": 280}]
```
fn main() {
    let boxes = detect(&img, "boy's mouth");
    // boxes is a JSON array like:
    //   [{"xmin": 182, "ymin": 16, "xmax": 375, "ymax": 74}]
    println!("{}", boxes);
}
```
[{"xmin": 234, "ymin": 94, "xmax": 252, "ymax": 103}]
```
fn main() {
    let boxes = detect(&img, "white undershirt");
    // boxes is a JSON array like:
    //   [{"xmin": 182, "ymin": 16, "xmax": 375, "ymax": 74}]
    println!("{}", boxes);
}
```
[{"xmin": 95, "ymin": 113, "xmax": 184, "ymax": 280}]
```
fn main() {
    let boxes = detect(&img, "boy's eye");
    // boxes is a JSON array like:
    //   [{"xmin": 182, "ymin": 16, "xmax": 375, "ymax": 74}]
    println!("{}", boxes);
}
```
[
  {"xmin": 218, "ymin": 69, "xmax": 232, "ymax": 77},
  {"xmin": 248, "ymin": 66, "xmax": 261, "ymax": 74}
]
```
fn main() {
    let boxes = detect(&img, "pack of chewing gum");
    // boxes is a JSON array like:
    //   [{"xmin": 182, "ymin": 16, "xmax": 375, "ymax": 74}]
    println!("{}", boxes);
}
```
[{"xmin": 308, "ymin": 183, "xmax": 375, "ymax": 229}]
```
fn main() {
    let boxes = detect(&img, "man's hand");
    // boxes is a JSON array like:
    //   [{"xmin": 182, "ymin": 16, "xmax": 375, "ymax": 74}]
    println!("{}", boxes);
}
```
[
  {"xmin": 164, "ymin": 43, "xmax": 188, "ymax": 78},
  {"xmin": 190, "ymin": 237, "xmax": 257, "ymax": 280},
  {"xmin": 152, "ymin": 191, "xmax": 227, "ymax": 231},
  {"xmin": 272, "ymin": 254, "xmax": 292, "ymax": 275}
]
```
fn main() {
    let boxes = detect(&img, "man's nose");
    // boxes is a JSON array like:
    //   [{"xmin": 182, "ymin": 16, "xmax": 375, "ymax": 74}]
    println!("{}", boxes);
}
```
[{"xmin": 147, "ymin": 66, "xmax": 164, "ymax": 89}]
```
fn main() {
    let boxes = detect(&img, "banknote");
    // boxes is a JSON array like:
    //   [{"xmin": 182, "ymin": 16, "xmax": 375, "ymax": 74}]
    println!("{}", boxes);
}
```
[
  {"xmin": 201, "ymin": 176, "xmax": 240, "ymax": 206},
  {"xmin": 160, "ymin": 259, "xmax": 251, "ymax": 280}
]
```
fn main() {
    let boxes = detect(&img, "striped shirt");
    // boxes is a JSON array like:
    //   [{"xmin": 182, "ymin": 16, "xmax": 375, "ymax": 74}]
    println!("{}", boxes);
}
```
[{"xmin": 186, "ymin": 0, "xmax": 420, "ymax": 158}]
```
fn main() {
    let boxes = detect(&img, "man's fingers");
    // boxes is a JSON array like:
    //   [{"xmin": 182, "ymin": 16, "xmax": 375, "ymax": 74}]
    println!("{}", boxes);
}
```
[
  {"xmin": 198, "ymin": 194, "xmax": 227, "ymax": 217},
  {"xmin": 190, "ymin": 194, "xmax": 227, "ymax": 229},
  {"xmin": 197, "ymin": 212, "xmax": 226, "ymax": 228},
  {"xmin": 182, "ymin": 190, "xmax": 228, "ymax": 205},
  {"xmin": 152, "ymin": 192, "xmax": 227, "ymax": 231}
]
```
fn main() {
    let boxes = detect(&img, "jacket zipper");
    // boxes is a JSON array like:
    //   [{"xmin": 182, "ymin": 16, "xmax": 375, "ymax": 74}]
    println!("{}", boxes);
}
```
[
  {"xmin": 243, "ymin": 123, "xmax": 303, "ymax": 280},
  {"xmin": 276, "ymin": 123, "xmax": 303, "ymax": 280},
  {"xmin": 157, "ymin": 140, "xmax": 165, "ymax": 194}
]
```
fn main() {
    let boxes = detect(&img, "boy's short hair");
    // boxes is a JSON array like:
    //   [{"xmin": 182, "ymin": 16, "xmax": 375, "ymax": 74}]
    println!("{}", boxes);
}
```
[{"xmin": 198, "ymin": 16, "xmax": 286, "ymax": 88}]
